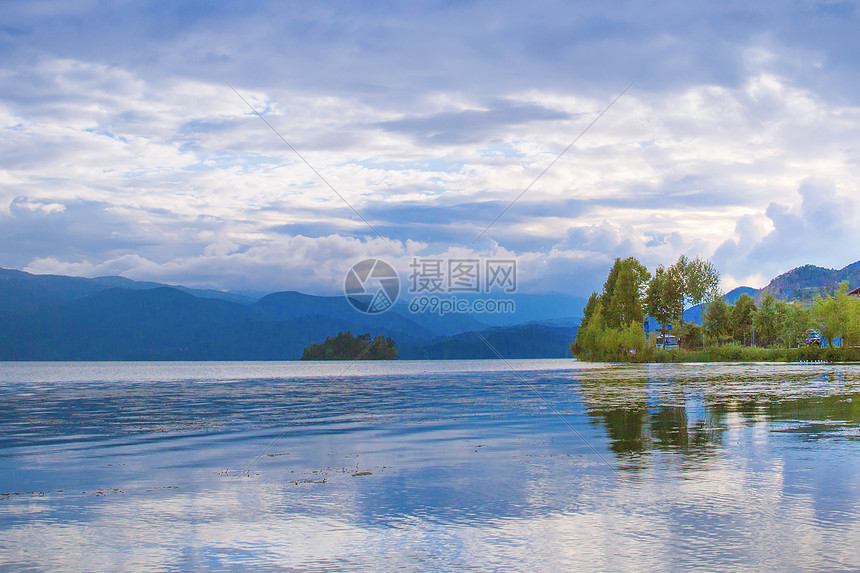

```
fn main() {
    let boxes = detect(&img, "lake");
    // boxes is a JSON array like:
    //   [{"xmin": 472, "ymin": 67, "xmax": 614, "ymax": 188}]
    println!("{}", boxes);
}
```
[{"xmin": 2, "ymin": 360, "xmax": 860, "ymax": 571}]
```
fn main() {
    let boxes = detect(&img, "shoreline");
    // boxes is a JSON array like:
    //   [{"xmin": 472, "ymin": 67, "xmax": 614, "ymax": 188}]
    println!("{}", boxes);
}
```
[{"xmin": 574, "ymin": 344, "xmax": 860, "ymax": 364}]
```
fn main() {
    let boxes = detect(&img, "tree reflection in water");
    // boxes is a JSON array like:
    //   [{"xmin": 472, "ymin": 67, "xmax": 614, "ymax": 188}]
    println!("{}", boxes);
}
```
[{"xmin": 578, "ymin": 367, "xmax": 860, "ymax": 470}]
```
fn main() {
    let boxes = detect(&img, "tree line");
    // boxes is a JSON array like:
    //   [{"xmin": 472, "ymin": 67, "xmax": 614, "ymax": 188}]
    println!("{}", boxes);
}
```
[
  {"xmin": 705, "ymin": 285, "xmax": 860, "ymax": 350},
  {"xmin": 572, "ymin": 255, "xmax": 860, "ymax": 362}
]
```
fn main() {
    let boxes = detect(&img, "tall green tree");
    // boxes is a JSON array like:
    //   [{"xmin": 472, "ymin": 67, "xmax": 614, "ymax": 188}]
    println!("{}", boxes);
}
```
[
  {"xmin": 681, "ymin": 256, "xmax": 721, "ymax": 347},
  {"xmin": 646, "ymin": 265, "xmax": 685, "ymax": 342},
  {"xmin": 603, "ymin": 257, "xmax": 650, "ymax": 329},
  {"xmin": 704, "ymin": 295, "xmax": 732, "ymax": 344},
  {"xmin": 811, "ymin": 282, "xmax": 859, "ymax": 347},
  {"xmin": 732, "ymin": 293, "xmax": 757, "ymax": 345},
  {"xmin": 581, "ymin": 291, "xmax": 600, "ymax": 324},
  {"xmin": 572, "ymin": 297, "xmax": 606, "ymax": 360},
  {"xmin": 573, "ymin": 257, "xmax": 650, "ymax": 361},
  {"xmin": 775, "ymin": 300, "xmax": 809, "ymax": 348},
  {"xmin": 683, "ymin": 257, "xmax": 721, "ymax": 306},
  {"xmin": 753, "ymin": 293, "xmax": 778, "ymax": 346},
  {"xmin": 573, "ymin": 292, "xmax": 602, "ymax": 353}
]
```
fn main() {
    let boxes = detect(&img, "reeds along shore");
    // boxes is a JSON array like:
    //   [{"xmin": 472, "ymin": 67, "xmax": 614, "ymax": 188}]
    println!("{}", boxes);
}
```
[{"xmin": 648, "ymin": 344, "xmax": 860, "ymax": 363}]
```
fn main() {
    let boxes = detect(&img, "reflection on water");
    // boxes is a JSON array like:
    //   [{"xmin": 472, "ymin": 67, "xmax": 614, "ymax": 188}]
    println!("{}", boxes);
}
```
[
  {"xmin": 579, "ymin": 365, "xmax": 860, "ymax": 465},
  {"xmin": 2, "ymin": 360, "xmax": 860, "ymax": 570}
]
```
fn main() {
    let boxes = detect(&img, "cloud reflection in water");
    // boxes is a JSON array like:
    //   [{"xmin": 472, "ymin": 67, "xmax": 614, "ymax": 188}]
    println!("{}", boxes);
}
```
[{"xmin": 2, "ymin": 361, "xmax": 860, "ymax": 570}]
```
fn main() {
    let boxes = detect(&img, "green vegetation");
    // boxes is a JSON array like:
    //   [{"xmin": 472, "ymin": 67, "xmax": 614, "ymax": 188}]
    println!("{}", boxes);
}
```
[
  {"xmin": 301, "ymin": 331, "xmax": 398, "ymax": 360},
  {"xmin": 572, "ymin": 258, "xmax": 652, "ymax": 361},
  {"xmin": 650, "ymin": 344, "xmax": 860, "ymax": 363},
  {"xmin": 573, "ymin": 255, "xmax": 719, "ymax": 361},
  {"xmin": 572, "ymin": 257, "xmax": 860, "ymax": 363},
  {"xmin": 763, "ymin": 262, "xmax": 860, "ymax": 302}
]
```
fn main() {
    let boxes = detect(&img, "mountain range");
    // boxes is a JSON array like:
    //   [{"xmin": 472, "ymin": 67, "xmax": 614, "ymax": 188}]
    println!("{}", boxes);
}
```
[
  {"xmin": 683, "ymin": 261, "xmax": 860, "ymax": 324},
  {"xmin": 0, "ymin": 268, "xmax": 583, "ymax": 360},
  {"xmin": 3, "ymin": 259, "xmax": 857, "ymax": 360},
  {"xmin": 759, "ymin": 261, "xmax": 860, "ymax": 301}
]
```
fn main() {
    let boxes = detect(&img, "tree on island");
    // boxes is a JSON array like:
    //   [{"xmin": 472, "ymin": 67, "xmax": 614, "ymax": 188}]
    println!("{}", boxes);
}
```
[
  {"xmin": 573, "ymin": 254, "xmax": 723, "ymax": 361},
  {"xmin": 644, "ymin": 255, "xmax": 721, "ymax": 349},
  {"xmin": 572, "ymin": 257, "xmax": 651, "ymax": 361},
  {"xmin": 602, "ymin": 257, "xmax": 651, "ymax": 328},
  {"xmin": 811, "ymin": 282, "xmax": 860, "ymax": 348},
  {"xmin": 301, "ymin": 331, "xmax": 398, "ymax": 360},
  {"xmin": 574, "ymin": 256, "xmax": 860, "ymax": 362},
  {"xmin": 703, "ymin": 296, "xmax": 732, "ymax": 344}
]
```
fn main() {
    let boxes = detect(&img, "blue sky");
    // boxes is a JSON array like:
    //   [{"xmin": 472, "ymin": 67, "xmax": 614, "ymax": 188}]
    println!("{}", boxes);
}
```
[{"xmin": 2, "ymin": 0, "xmax": 859, "ymax": 295}]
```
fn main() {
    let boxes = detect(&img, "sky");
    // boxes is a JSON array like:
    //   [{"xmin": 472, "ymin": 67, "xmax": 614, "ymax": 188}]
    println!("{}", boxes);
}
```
[{"xmin": 2, "ymin": 0, "xmax": 859, "ymax": 296}]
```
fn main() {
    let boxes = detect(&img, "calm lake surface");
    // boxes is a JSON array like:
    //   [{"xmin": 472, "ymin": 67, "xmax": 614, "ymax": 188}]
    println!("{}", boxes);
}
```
[{"xmin": 2, "ymin": 359, "xmax": 860, "ymax": 571}]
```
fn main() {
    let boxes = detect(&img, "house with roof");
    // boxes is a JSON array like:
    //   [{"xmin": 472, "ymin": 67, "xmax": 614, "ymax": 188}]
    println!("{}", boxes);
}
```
[{"xmin": 643, "ymin": 317, "xmax": 680, "ymax": 349}]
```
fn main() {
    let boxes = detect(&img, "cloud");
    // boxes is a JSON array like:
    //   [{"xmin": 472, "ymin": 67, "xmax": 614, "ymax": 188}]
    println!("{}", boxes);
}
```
[
  {"xmin": 713, "ymin": 178, "xmax": 860, "ymax": 286},
  {"xmin": 24, "ymin": 233, "xmax": 405, "ymax": 294},
  {"xmin": 2, "ymin": 3, "xmax": 860, "ymax": 296},
  {"xmin": 377, "ymin": 101, "xmax": 571, "ymax": 145}
]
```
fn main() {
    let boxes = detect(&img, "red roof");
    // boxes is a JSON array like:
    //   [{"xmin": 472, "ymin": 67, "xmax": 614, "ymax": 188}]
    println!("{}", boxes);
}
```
[{"xmin": 850, "ymin": 286, "xmax": 860, "ymax": 296}]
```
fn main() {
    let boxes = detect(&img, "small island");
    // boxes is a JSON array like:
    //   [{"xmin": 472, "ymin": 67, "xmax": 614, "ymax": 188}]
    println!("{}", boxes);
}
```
[{"xmin": 301, "ymin": 331, "xmax": 399, "ymax": 360}]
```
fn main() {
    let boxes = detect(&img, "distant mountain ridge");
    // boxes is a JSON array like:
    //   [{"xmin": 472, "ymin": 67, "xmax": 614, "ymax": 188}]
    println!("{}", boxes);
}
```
[
  {"xmin": 682, "ymin": 261, "xmax": 860, "ymax": 325},
  {"xmin": 701, "ymin": 261, "xmax": 860, "ymax": 307},
  {"xmin": 0, "ymin": 267, "xmax": 254, "ymax": 314},
  {"xmin": 5, "ymin": 258, "xmax": 859, "ymax": 359},
  {"xmin": 0, "ymin": 268, "xmax": 585, "ymax": 360},
  {"xmin": 761, "ymin": 261, "xmax": 860, "ymax": 301}
]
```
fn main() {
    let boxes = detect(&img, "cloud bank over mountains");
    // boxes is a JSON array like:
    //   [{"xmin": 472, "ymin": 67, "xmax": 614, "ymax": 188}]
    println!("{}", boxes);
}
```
[{"xmin": 2, "ymin": 1, "xmax": 859, "ymax": 295}]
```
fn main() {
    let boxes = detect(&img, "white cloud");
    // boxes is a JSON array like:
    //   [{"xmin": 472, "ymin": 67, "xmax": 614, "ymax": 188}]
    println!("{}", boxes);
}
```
[
  {"xmin": 713, "ymin": 177, "xmax": 860, "ymax": 286},
  {"xmin": 14, "ymin": 199, "xmax": 66, "ymax": 214},
  {"xmin": 2, "ymin": 2, "xmax": 860, "ymax": 295}
]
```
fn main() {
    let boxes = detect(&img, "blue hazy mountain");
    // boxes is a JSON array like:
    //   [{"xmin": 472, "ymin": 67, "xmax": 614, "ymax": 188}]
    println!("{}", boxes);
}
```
[
  {"xmin": 0, "ymin": 286, "xmax": 441, "ymax": 360},
  {"xmin": 399, "ymin": 324, "xmax": 578, "ymax": 359},
  {"xmin": 0, "ymin": 267, "xmax": 253, "ymax": 314},
  {"xmin": 0, "ymin": 268, "xmax": 584, "ymax": 360},
  {"xmin": 723, "ymin": 286, "xmax": 760, "ymax": 304},
  {"xmin": 254, "ymin": 291, "xmax": 491, "ymax": 338},
  {"xmin": 399, "ymin": 292, "xmax": 587, "ymax": 328},
  {"xmin": 683, "ymin": 287, "xmax": 762, "ymax": 324}
]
